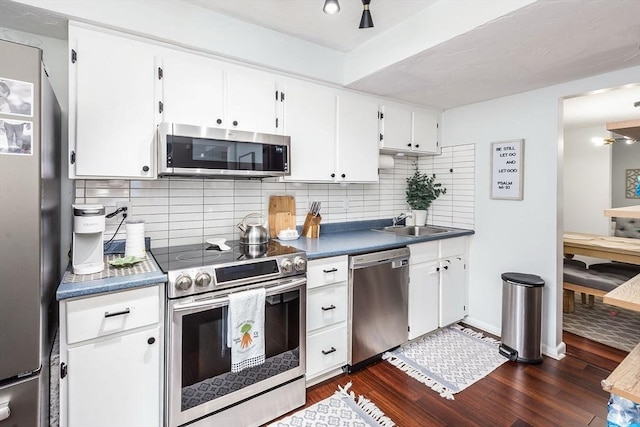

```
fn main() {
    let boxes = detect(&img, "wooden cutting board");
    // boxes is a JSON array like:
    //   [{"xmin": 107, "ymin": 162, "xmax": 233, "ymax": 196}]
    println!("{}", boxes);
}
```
[{"xmin": 268, "ymin": 195, "xmax": 296, "ymax": 238}]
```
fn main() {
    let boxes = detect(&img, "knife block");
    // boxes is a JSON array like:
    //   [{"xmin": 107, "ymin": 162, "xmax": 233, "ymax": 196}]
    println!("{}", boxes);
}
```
[{"xmin": 302, "ymin": 213, "xmax": 321, "ymax": 238}]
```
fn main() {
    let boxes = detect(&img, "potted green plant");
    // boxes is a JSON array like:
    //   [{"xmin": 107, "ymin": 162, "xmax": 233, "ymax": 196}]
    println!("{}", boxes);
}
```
[{"xmin": 406, "ymin": 165, "xmax": 447, "ymax": 225}]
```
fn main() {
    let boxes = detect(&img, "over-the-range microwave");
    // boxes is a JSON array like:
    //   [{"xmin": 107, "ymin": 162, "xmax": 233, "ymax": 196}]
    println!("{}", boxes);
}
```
[{"xmin": 157, "ymin": 122, "xmax": 290, "ymax": 178}]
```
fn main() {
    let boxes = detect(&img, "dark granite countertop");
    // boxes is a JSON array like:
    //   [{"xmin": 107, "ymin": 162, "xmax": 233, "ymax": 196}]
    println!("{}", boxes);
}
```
[{"xmin": 276, "ymin": 219, "xmax": 474, "ymax": 260}]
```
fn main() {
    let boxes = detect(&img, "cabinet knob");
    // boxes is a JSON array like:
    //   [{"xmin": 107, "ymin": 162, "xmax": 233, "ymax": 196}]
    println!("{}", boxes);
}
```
[
  {"xmin": 142, "ymin": 165, "xmax": 150, "ymax": 172},
  {"xmin": 147, "ymin": 337, "xmax": 156, "ymax": 345},
  {"xmin": 232, "ymin": 120, "xmax": 238, "ymax": 126},
  {"xmin": 415, "ymin": 144, "xmax": 420, "ymax": 148},
  {"xmin": 216, "ymin": 119, "xmax": 222, "ymax": 125},
  {"xmin": 443, "ymin": 265, "xmax": 449, "ymax": 270},
  {"xmin": 407, "ymin": 143, "xmax": 412, "ymax": 147},
  {"xmin": 331, "ymin": 173, "xmax": 335, "ymax": 178},
  {"xmin": 341, "ymin": 174, "xmax": 346, "ymax": 178}
]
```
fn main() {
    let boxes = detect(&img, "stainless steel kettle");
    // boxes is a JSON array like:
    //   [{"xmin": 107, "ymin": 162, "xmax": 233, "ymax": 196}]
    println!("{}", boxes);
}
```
[{"xmin": 237, "ymin": 213, "xmax": 269, "ymax": 245}]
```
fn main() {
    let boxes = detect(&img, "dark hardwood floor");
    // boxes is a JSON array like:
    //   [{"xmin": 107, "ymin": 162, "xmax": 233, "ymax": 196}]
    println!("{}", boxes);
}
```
[{"xmin": 276, "ymin": 331, "xmax": 628, "ymax": 426}]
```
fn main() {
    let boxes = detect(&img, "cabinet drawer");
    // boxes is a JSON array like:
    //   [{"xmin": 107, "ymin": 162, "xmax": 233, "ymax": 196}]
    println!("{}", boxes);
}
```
[
  {"xmin": 409, "ymin": 241, "xmax": 439, "ymax": 264},
  {"xmin": 307, "ymin": 324, "xmax": 347, "ymax": 378},
  {"xmin": 440, "ymin": 236, "xmax": 467, "ymax": 258},
  {"xmin": 307, "ymin": 256, "xmax": 348, "ymax": 289},
  {"xmin": 66, "ymin": 286, "xmax": 160, "ymax": 344},
  {"xmin": 307, "ymin": 283, "xmax": 347, "ymax": 332}
]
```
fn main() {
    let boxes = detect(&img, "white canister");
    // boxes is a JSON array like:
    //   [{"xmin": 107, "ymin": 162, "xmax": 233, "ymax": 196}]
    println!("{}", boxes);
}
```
[{"xmin": 125, "ymin": 219, "xmax": 146, "ymax": 258}]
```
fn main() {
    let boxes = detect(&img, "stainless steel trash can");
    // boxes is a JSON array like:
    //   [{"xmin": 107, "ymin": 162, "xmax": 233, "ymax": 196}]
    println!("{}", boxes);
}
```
[{"xmin": 498, "ymin": 272, "xmax": 545, "ymax": 364}]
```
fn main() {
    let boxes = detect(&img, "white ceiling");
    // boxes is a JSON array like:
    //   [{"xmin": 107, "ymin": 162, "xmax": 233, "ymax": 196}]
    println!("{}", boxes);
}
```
[
  {"xmin": 1, "ymin": 0, "xmax": 639, "ymax": 128},
  {"xmin": 185, "ymin": 0, "xmax": 438, "ymax": 53}
]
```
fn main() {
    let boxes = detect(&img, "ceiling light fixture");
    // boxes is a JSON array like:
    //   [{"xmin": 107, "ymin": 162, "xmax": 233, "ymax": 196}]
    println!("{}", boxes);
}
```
[
  {"xmin": 323, "ymin": 0, "xmax": 340, "ymax": 15},
  {"xmin": 592, "ymin": 136, "xmax": 637, "ymax": 146},
  {"xmin": 359, "ymin": 0, "xmax": 374, "ymax": 29}
]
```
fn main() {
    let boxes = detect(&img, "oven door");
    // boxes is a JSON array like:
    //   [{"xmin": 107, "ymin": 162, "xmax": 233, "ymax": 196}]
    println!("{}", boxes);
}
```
[{"xmin": 167, "ymin": 277, "xmax": 306, "ymax": 427}]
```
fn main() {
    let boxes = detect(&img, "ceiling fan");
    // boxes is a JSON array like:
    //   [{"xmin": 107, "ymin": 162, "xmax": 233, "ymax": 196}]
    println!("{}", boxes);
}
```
[{"xmin": 323, "ymin": 0, "xmax": 374, "ymax": 29}]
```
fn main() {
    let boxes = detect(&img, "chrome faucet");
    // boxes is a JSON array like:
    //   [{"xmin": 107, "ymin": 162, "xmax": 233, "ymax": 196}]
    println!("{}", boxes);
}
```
[{"xmin": 392, "ymin": 212, "xmax": 411, "ymax": 227}]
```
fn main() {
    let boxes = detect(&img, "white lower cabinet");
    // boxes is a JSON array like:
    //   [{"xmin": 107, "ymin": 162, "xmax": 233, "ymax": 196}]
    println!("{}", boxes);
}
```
[
  {"xmin": 306, "ymin": 256, "xmax": 348, "ymax": 385},
  {"xmin": 408, "ymin": 259, "xmax": 440, "ymax": 340},
  {"xmin": 439, "ymin": 255, "xmax": 467, "ymax": 327},
  {"xmin": 408, "ymin": 237, "xmax": 468, "ymax": 340},
  {"xmin": 59, "ymin": 285, "xmax": 163, "ymax": 427},
  {"xmin": 66, "ymin": 326, "xmax": 161, "ymax": 426}
]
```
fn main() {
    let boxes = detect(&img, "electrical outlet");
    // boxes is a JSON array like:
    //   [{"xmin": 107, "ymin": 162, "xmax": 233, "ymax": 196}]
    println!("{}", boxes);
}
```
[{"xmin": 116, "ymin": 201, "xmax": 131, "ymax": 219}]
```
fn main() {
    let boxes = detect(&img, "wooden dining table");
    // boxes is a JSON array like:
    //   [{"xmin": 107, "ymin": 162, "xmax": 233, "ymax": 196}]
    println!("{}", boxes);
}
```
[{"xmin": 563, "ymin": 232, "xmax": 640, "ymax": 265}]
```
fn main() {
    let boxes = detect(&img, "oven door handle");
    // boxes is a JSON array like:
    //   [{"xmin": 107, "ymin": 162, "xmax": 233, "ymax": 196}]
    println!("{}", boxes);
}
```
[{"xmin": 172, "ymin": 277, "xmax": 306, "ymax": 312}]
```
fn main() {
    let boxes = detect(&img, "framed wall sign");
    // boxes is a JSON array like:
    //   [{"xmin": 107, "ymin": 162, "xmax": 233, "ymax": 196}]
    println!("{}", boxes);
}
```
[{"xmin": 490, "ymin": 139, "xmax": 524, "ymax": 200}]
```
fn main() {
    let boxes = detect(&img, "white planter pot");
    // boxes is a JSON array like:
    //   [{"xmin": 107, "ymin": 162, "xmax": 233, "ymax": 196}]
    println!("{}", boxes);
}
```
[{"xmin": 413, "ymin": 210, "xmax": 427, "ymax": 226}]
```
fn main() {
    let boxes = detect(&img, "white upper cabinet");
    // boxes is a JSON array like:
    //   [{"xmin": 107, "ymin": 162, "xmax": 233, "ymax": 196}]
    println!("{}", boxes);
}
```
[
  {"xmin": 336, "ymin": 93, "xmax": 379, "ymax": 183},
  {"xmin": 413, "ymin": 108, "xmax": 439, "ymax": 154},
  {"xmin": 225, "ymin": 64, "xmax": 278, "ymax": 134},
  {"xmin": 160, "ymin": 56, "xmax": 277, "ymax": 134},
  {"xmin": 69, "ymin": 24, "xmax": 159, "ymax": 179},
  {"xmin": 280, "ymin": 78, "xmax": 337, "ymax": 182},
  {"xmin": 380, "ymin": 102, "xmax": 440, "ymax": 155},
  {"xmin": 160, "ymin": 52, "xmax": 225, "ymax": 128},
  {"xmin": 380, "ymin": 104, "xmax": 412, "ymax": 151}
]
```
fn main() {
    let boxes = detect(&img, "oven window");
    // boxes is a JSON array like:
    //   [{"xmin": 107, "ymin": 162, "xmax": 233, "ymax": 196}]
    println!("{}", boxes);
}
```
[{"xmin": 180, "ymin": 290, "xmax": 300, "ymax": 411}]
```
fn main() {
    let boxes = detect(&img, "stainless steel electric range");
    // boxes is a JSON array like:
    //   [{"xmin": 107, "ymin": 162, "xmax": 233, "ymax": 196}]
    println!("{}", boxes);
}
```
[{"xmin": 153, "ymin": 240, "xmax": 307, "ymax": 427}]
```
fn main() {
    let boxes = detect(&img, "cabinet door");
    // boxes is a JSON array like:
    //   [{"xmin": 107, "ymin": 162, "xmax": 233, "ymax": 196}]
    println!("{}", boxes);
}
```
[
  {"xmin": 226, "ymin": 66, "xmax": 277, "ymax": 134},
  {"xmin": 161, "ymin": 52, "xmax": 225, "ymax": 128},
  {"xmin": 336, "ymin": 93, "xmax": 379, "ymax": 183},
  {"xmin": 69, "ymin": 26, "xmax": 156, "ymax": 179},
  {"xmin": 66, "ymin": 326, "xmax": 161, "ymax": 426},
  {"xmin": 439, "ymin": 256, "xmax": 466, "ymax": 327},
  {"xmin": 281, "ymin": 80, "xmax": 336, "ymax": 182},
  {"xmin": 412, "ymin": 109, "xmax": 439, "ymax": 154},
  {"xmin": 408, "ymin": 261, "xmax": 440, "ymax": 340},
  {"xmin": 381, "ymin": 104, "xmax": 412, "ymax": 151}
]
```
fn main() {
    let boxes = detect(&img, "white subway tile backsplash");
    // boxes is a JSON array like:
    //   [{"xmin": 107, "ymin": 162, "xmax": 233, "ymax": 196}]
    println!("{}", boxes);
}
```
[{"xmin": 72, "ymin": 144, "xmax": 475, "ymax": 247}]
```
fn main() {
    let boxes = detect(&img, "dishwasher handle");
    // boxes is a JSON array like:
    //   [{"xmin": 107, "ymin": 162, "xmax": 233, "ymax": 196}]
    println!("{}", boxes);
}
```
[{"xmin": 349, "ymin": 247, "xmax": 410, "ymax": 270}]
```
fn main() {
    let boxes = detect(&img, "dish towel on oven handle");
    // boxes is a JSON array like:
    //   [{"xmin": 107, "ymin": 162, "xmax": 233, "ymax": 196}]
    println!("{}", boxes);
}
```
[{"xmin": 227, "ymin": 287, "xmax": 266, "ymax": 373}]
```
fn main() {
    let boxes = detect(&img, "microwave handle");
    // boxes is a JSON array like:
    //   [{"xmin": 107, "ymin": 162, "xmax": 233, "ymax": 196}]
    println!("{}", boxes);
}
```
[{"xmin": 173, "ymin": 277, "xmax": 306, "ymax": 312}]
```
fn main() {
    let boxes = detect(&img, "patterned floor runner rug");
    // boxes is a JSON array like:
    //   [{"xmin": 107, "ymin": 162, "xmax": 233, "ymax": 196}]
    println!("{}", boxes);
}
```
[
  {"xmin": 382, "ymin": 324, "xmax": 507, "ymax": 400},
  {"xmin": 268, "ymin": 382, "xmax": 395, "ymax": 427}
]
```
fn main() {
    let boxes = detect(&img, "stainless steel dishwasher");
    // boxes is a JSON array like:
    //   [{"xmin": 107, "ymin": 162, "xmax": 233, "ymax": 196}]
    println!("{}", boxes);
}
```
[{"xmin": 348, "ymin": 247, "xmax": 410, "ymax": 370}]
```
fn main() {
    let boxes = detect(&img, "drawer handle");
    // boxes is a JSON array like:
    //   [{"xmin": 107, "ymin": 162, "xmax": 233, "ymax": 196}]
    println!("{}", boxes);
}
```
[
  {"xmin": 322, "ymin": 347, "xmax": 336, "ymax": 355},
  {"xmin": 104, "ymin": 308, "xmax": 130, "ymax": 318},
  {"xmin": 323, "ymin": 268, "xmax": 338, "ymax": 273},
  {"xmin": 321, "ymin": 305, "xmax": 336, "ymax": 311}
]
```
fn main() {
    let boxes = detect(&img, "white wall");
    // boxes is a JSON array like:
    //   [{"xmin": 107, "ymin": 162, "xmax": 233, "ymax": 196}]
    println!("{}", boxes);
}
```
[
  {"xmin": 612, "ymin": 140, "xmax": 640, "ymax": 208},
  {"xmin": 72, "ymin": 146, "xmax": 475, "ymax": 249},
  {"xmin": 441, "ymin": 66, "xmax": 640, "ymax": 359},
  {"xmin": 563, "ymin": 125, "xmax": 612, "ymax": 235}
]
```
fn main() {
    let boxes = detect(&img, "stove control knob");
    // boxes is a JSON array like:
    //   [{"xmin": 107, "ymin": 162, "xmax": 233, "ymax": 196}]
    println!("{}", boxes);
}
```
[
  {"xmin": 293, "ymin": 257, "xmax": 307, "ymax": 272},
  {"xmin": 281, "ymin": 258, "xmax": 293, "ymax": 273},
  {"xmin": 195, "ymin": 272, "xmax": 212, "ymax": 288},
  {"xmin": 175, "ymin": 274, "xmax": 193, "ymax": 291}
]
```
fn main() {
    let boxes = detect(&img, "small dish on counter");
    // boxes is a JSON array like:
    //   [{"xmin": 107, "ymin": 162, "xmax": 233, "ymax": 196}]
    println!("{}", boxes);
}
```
[
  {"xmin": 277, "ymin": 229, "xmax": 299, "ymax": 241},
  {"xmin": 108, "ymin": 255, "xmax": 145, "ymax": 268}
]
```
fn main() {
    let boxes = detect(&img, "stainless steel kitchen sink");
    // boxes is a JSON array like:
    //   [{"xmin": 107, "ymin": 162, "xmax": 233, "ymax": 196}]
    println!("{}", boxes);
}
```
[{"xmin": 372, "ymin": 225, "xmax": 454, "ymax": 237}]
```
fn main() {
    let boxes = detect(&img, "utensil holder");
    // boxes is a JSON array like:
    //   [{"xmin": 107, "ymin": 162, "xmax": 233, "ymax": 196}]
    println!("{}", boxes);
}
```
[
  {"xmin": 305, "ymin": 224, "xmax": 320, "ymax": 238},
  {"xmin": 302, "ymin": 213, "xmax": 321, "ymax": 238}
]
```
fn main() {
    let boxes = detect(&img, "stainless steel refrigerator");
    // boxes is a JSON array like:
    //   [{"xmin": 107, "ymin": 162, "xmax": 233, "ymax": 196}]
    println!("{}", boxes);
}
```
[{"xmin": 0, "ymin": 40, "xmax": 61, "ymax": 426}]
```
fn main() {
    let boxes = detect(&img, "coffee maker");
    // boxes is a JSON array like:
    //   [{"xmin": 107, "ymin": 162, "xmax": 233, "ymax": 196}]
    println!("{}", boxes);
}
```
[{"xmin": 72, "ymin": 204, "xmax": 105, "ymax": 274}]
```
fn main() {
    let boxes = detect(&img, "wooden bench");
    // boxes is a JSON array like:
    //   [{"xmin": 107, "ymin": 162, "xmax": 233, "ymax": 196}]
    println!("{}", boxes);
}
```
[{"xmin": 563, "ymin": 282, "xmax": 608, "ymax": 313}]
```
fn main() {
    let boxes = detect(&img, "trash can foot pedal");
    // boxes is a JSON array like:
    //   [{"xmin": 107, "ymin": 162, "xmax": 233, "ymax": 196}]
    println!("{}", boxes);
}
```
[{"xmin": 499, "ymin": 344, "xmax": 518, "ymax": 361}]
